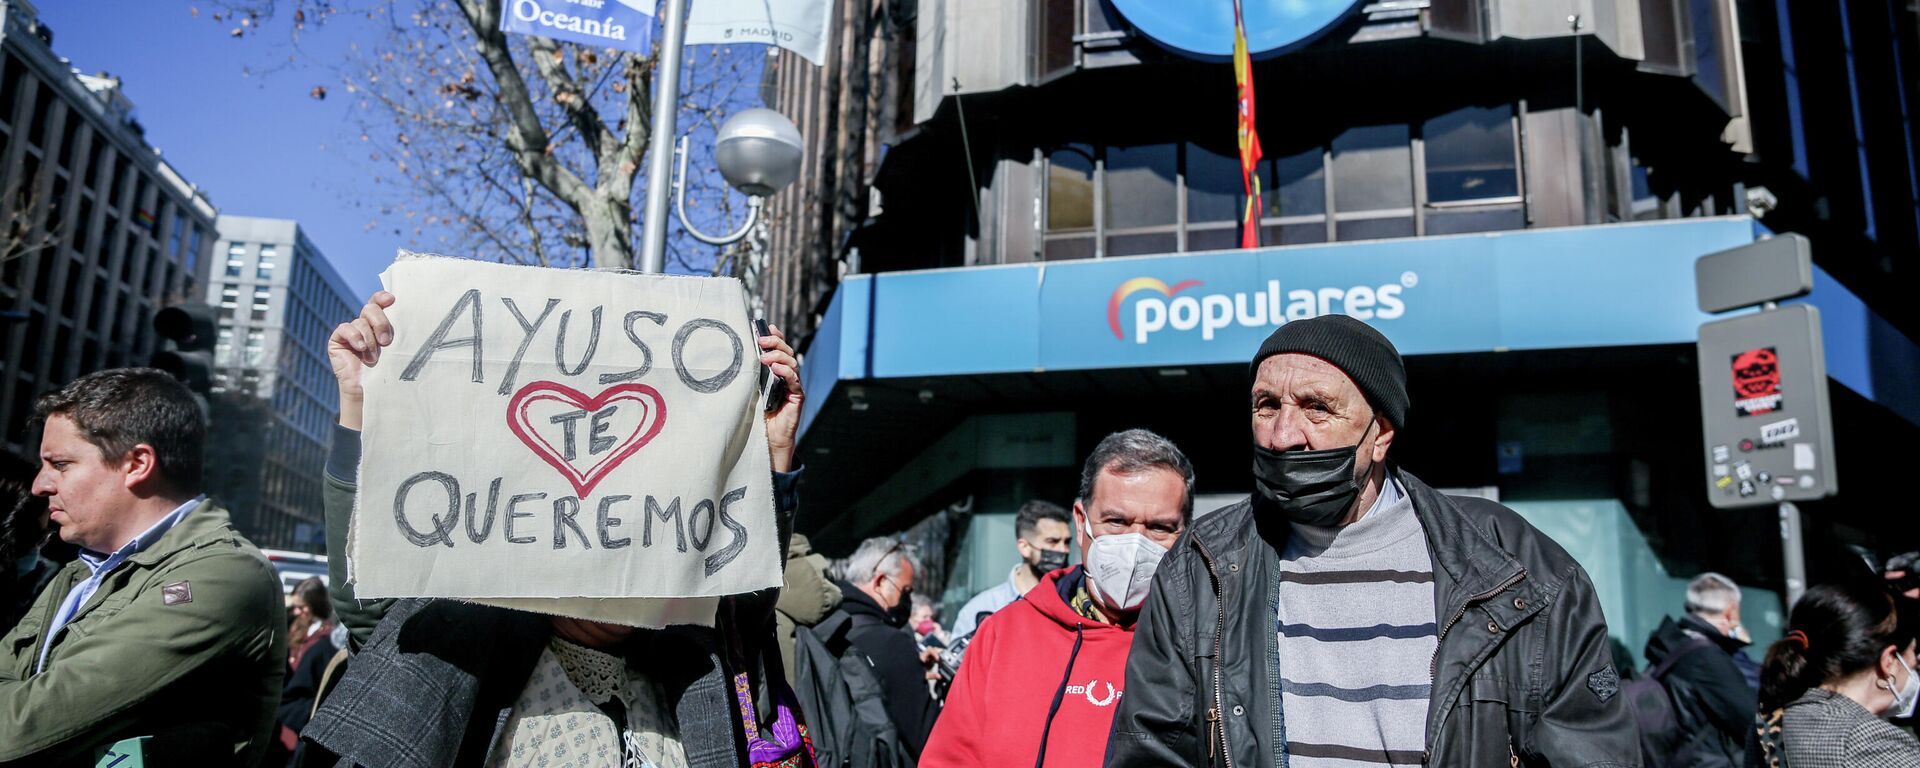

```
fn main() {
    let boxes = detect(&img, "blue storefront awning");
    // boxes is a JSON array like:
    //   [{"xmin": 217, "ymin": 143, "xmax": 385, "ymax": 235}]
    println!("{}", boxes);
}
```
[{"xmin": 801, "ymin": 216, "xmax": 1920, "ymax": 435}]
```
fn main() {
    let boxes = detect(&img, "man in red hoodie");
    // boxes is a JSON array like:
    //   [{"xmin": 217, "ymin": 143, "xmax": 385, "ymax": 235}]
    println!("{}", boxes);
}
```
[{"xmin": 922, "ymin": 429, "xmax": 1193, "ymax": 768}]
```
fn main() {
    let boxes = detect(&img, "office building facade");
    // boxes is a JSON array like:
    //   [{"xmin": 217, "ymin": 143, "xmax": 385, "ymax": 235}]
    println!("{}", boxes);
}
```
[
  {"xmin": 205, "ymin": 215, "xmax": 357, "ymax": 552},
  {"xmin": 0, "ymin": 0, "xmax": 217, "ymax": 477},
  {"xmin": 766, "ymin": 0, "xmax": 1920, "ymax": 653}
]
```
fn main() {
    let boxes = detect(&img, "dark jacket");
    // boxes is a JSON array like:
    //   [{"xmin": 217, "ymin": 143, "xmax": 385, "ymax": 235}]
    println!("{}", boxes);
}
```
[
  {"xmin": 833, "ymin": 580, "xmax": 942, "ymax": 758},
  {"xmin": 0, "ymin": 501, "xmax": 287, "ymax": 767},
  {"xmin": 301, "ymin": 426, "xmax": 800, "ymax": 768},
  {"xmin": 1106, "ymin": 467, "xmax": 1638, "ymax": 768},
  {"xmin": 1645, "ymin": 614, "xmax": 1756, "ymax": 767},
  {"xmin": 776, "ymin": 532, "xmax": 842, "ymax": 687}
]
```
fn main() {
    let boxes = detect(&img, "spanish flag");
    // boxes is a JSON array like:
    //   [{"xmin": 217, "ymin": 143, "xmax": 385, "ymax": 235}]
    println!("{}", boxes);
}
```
[{"xmin": 1233, "ymin": 0, "xmax": 1263, "ymax": 249}]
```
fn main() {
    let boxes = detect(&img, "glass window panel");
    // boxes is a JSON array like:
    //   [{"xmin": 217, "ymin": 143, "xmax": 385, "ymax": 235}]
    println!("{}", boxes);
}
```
[
  {"xmin": 1186, "ymin": 227, "xmax": 1240, "ymax": 252},
  {"xmin": 1264, "ymin": 222, "xmax": 1329, "ymax": 245},
  {"xmin": 1186, "ymin": 144, "xmax": 1242, "ymax": 224},
  {"xmin": 1047, "ymin": 146, "xmax": 1095, "ymax": 231},
  {"xmin": 1104, "ymin": 144, "xmax": 1177, "ymax": 229},
  {"xmin": 1425, "ymin": 206, "xmax": 1526, "ymax": 235},
  {"xmin": 1690, "ymin": 0, "xmax": 1726, "ymax": 107},
  {"xmin": 1424, "ymin": 106, "xmax": 1518, "ymax": 203},
  {"xmin": 1334, "ymin": 216, "xmax": 1414, "ymax": 242},
  {"xmin": 1331, "ymin": 125, "xmax": 1412, "ymax": 213},
  {"xmin": 1043, "ymin": 236, "xmax": 1095, "ymax": 261},
  {"xmin": 1106, "ymin": 232, "xmax": 1176, "ymax": 258},
  {"xmin": 1270, "ymin": 148, "xmax": 1327, "ymax": 217}
]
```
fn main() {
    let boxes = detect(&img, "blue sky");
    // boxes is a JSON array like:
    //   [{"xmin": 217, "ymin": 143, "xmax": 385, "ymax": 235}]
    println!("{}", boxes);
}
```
[
  {"xmin": 40, "ymin": 1, "xmax": 399, "ymax": 297},
  {"xmin": 38, "ymin": 1, "xmax": 762, "ymax": 300}
]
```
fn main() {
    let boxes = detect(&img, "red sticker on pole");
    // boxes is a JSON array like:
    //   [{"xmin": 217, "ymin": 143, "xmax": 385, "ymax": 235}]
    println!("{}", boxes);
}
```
[{"xmin": 1731, "ymin": 347, "xmax": 1783, "ymax": 417}]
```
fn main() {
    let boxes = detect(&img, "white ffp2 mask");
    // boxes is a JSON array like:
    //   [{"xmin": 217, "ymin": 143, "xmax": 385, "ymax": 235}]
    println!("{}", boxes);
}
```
[
  {"xmin": 1891, "ymin": 656, "xmax": 1920, "ymax": 720},
  {"xmin": 1082, "ymin": 519, "xmax": 1170, "ymax": 613}
]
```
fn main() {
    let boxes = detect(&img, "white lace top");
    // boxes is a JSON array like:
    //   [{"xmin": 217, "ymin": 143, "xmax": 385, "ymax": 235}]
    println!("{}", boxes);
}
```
[{"xmin": 485, "ymin": 637, "xmax": 691, "ymax": 768}]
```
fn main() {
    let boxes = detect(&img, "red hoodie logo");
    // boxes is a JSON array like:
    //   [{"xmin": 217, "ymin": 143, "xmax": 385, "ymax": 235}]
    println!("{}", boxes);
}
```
[{"xmin": 1066, "ymin": 679, "xmax": 1122, "ymax": 707}]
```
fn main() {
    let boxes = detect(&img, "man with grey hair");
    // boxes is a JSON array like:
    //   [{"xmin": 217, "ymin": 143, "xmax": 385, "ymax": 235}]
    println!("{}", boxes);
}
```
[
  {"xmin": 1641, "ymin": 571, "xmax": 1759, "ymax": 766},
  {"xmin": 824, "ymin": 536, "xmax": 941, "ymax": 758},
  {"xmin": 923, "ymin": 428, "xmax": 1191, "ymax": 768}
]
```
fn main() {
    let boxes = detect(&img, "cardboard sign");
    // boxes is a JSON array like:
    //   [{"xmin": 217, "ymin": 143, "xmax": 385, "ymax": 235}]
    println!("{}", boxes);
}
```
[{"xmin": 349, "ymin": 256, "xmax": 780, "ymax": 622}]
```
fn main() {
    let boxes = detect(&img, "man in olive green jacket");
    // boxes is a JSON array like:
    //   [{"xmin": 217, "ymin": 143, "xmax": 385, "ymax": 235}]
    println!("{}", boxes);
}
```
[{"xmin": 0, "ymin": 369, "xmax": 287, "ymax": 767}]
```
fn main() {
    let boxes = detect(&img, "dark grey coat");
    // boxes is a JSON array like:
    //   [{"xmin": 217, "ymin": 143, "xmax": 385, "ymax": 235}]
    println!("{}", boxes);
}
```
[
  {"xmin": 1777, "ymin": 689, "xmax": 1920, "ymax": 768},
  {"xmin": 1106, "ymin": 466, "xmax": 1640, "ymax": 767}
]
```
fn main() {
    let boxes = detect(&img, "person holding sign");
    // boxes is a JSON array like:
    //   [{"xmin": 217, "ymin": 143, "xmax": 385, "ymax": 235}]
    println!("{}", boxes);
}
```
[{"xmin": 301, "ymin": 265, "xmax": 812, "ymax": 768}]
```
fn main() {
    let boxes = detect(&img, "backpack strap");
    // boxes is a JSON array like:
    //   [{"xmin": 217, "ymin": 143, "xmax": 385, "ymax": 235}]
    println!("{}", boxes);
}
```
[{"xmin": 1649, "ymin": 635, "xmax": 1720, "ymax": 680}]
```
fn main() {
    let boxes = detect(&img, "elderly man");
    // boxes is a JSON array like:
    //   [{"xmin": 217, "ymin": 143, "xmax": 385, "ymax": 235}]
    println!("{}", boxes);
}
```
[
  {"xmin": 822, "ymin": 537, "xmax": 942, "ymax": 758},
  {"xmin": 925, "ymin": 429, "xmax": 1192, "ymax": 768},
  {"xmin": 951, "ymin": 499, "xmax": 1074, "ymax": 638},
  {"xmin": 1107, "ymin": 315, "xmax": 1635, "ymax": 767},
  {"xmin": 0, "ymin": 369, "xmax": 286, "ymax": 766},
  {"xmin": 1642, "ymin": 572, "xmax": 1759, "ymax": 766}
]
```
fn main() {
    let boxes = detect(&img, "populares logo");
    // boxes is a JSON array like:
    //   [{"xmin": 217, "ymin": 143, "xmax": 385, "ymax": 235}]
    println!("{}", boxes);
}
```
[{"xmin": 1109, "ymin": 273, "xmax": 1415, "ymax": 344}]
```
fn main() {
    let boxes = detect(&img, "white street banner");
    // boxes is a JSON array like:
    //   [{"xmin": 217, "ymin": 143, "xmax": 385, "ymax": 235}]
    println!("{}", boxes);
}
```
[
  {"xmin": 686, "ymin": 0, "xmax": 835, "ymax": 65},
  {"xmin": 348, "ymin": 256, "xmax": 780, "ymax": 623},
  {"xmin": 500, "ymin": 0, "xmax": 656, "ymax": 54}
]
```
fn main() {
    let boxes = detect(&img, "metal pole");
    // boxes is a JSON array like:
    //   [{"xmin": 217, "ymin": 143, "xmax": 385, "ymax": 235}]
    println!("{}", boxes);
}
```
[
  {"xmin": 639, "ymin": 0, "xmax": 691, "ymax": 274},
  {"xmin": 1780, "ymin": 501, "xmax": 1807, "ymax": 608}
]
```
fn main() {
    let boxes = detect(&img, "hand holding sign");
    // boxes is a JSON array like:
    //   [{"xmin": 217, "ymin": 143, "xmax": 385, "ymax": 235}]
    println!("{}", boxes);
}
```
[{"xmin": 339, "ymin": 257, "xmax": 793, "ymax": 623}]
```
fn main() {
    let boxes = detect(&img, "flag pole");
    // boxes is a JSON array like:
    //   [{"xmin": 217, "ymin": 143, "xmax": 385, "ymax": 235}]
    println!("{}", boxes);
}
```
[{"xmin": 639, "ymin": 0, "xmax": 691, "ymax": 274}]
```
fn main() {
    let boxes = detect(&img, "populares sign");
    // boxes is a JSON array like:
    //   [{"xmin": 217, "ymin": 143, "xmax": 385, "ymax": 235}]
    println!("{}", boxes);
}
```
[
  {"xmin": 349, "ymin": 256, "xmax": 781, "ymax": 623},
  {"xmin": 1108, "ymin": 273, "xmax": 1416, "ymax": 344}
]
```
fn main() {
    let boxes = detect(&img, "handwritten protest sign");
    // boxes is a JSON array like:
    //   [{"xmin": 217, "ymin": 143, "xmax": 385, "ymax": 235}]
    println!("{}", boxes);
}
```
[{"xmin": 348, "ymin": 256, "xmax": 781, "ymax": 624}]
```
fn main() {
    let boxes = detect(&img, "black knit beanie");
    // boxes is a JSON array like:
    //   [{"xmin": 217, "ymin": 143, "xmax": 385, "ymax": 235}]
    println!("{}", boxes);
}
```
[{"xmin": 1249, "ymin": 315, "xmax": 1409, "ymax": 430}]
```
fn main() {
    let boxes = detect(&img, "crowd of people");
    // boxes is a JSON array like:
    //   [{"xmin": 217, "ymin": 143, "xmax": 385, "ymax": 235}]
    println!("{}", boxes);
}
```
[{"xmin": 0, "ymin": 291, "xmax": 1918, "ymax": 768}]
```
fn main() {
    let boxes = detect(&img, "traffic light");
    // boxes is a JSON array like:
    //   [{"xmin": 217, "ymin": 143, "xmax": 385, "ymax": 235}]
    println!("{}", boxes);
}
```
[{"xmin": 151, "ymin": 304, "xmax": 218, "ymax": 394}]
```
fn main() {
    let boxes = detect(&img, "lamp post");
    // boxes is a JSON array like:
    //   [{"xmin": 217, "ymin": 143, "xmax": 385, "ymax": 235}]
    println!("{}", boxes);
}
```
[
  {"xmin": 669, "ymin": 107, "xmax": 804, "ymax": 246},
  {"xmin": 639, "ymin": 0, "xmax": 804, "ymax": 269}
]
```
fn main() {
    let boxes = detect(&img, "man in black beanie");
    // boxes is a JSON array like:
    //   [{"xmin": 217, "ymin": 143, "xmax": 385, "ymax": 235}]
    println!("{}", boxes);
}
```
[{"xmin": 1107, "ymin": 315, "xmax": 1637, "ymax": 768}]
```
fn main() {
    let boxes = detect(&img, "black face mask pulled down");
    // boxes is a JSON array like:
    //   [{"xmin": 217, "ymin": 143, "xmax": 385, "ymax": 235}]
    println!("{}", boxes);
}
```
[
  {"xmin": 1251, "ymin": 426, "xmax": 1373, "ymax": 528},
  {"xmin": 1031, "ymin": 548, "xmax": 1069, "ymax": 578}
]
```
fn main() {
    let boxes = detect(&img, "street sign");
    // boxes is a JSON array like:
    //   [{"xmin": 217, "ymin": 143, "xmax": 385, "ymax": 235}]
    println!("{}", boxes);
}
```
[
  {"xmin": 1695, "ymin": 233, "xmax": 1813, "ymax": 313},
  {"xmin": 1698, "ymin": 304, "xmax": 1837, "ymax": 508}
]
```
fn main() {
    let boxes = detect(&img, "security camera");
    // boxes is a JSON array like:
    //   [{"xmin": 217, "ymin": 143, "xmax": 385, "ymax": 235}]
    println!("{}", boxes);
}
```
[{"xmin": 714, "ymin": 108, "xmax": 803, "ymax": 198}]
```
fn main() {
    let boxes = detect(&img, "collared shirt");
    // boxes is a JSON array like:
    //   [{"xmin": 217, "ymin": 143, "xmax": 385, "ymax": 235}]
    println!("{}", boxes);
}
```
[
  {"xmin": 36, "ymin": 495, "xmax": 205, "ymax": 673},
  {"xmin": 952, "ymin": 565, "xmax": 1031, "ymax": 638}
]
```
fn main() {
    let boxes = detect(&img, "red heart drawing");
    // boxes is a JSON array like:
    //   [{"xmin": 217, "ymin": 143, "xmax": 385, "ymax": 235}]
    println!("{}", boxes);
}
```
[{"xmin": 506, "ymin": 381, "xmax": 667, "ymax": 497}]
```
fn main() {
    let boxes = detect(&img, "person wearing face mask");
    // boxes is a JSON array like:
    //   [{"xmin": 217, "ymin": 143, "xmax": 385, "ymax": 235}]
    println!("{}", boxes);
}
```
[
  {"xmin": 1640, "ymin": 573, "xmax": 1761, "ymax": 767},
  {"xmin": 822, "ymin": 536, "xmax": 942, "ymax": 759},
  {"xmin": 1108, "ymin": 314, "xmax": 1635, "ymax": 768},
  {"xmin": 951, "ymin": 500, "xmax": 1074, "ymax": 639},
  {"xmin": 1752, "ymin": 581, "xmax": 1920, "ymax": 767},
  {"xmin": 921, "ymin": 429, "xmax": 1192, "ymax": 768}
]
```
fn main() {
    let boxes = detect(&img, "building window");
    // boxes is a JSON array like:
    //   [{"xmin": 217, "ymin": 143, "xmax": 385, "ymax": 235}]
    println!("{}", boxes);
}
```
[
  {"xmin": 257, "ymin": 246, "xmax": 276, "ymax": 279},
  {"xmin": 1104, "ymin": 144, "xmax": 1178, "ymax": 257},
  {"xmin": 216, "ymin": 327, "xmax": 235, "ymax": 366},
  {"xmin": 226, "ymin": 243, "xmax": 246, "ymax": 277},
  {"xmin": 1420, "ymin": 105, "xmax": 1524, "ymax": 235},
  {"xmin": 245, "ymin": 329, "xmax": 265, "ymax": 367},
  {"xmin": 1329, "ymin": 123, "xmax": 1415, "ymax": 244},
  {"xmin": 1044, "ymin": 144, "xmax": 1096, "ymax": 260},
  {"xmin": 220, "ymin": 284, "xmax": 240, "ymax": 309},
  {"xmin": 187, "ymin": 226, "xmax": 203, "ymax": 272}
]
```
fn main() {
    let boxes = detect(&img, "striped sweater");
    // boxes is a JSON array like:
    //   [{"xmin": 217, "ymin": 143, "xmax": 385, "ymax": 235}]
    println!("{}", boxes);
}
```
[{"xmin": 1276, "ymin": 479, "xmax": 1437, "ymax": 767}]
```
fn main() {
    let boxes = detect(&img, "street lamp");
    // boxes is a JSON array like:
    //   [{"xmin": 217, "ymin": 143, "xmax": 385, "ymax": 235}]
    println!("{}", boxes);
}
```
[{"xmin": 670, "ymin": 108, "xmax": 804, "ymax": 247}]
